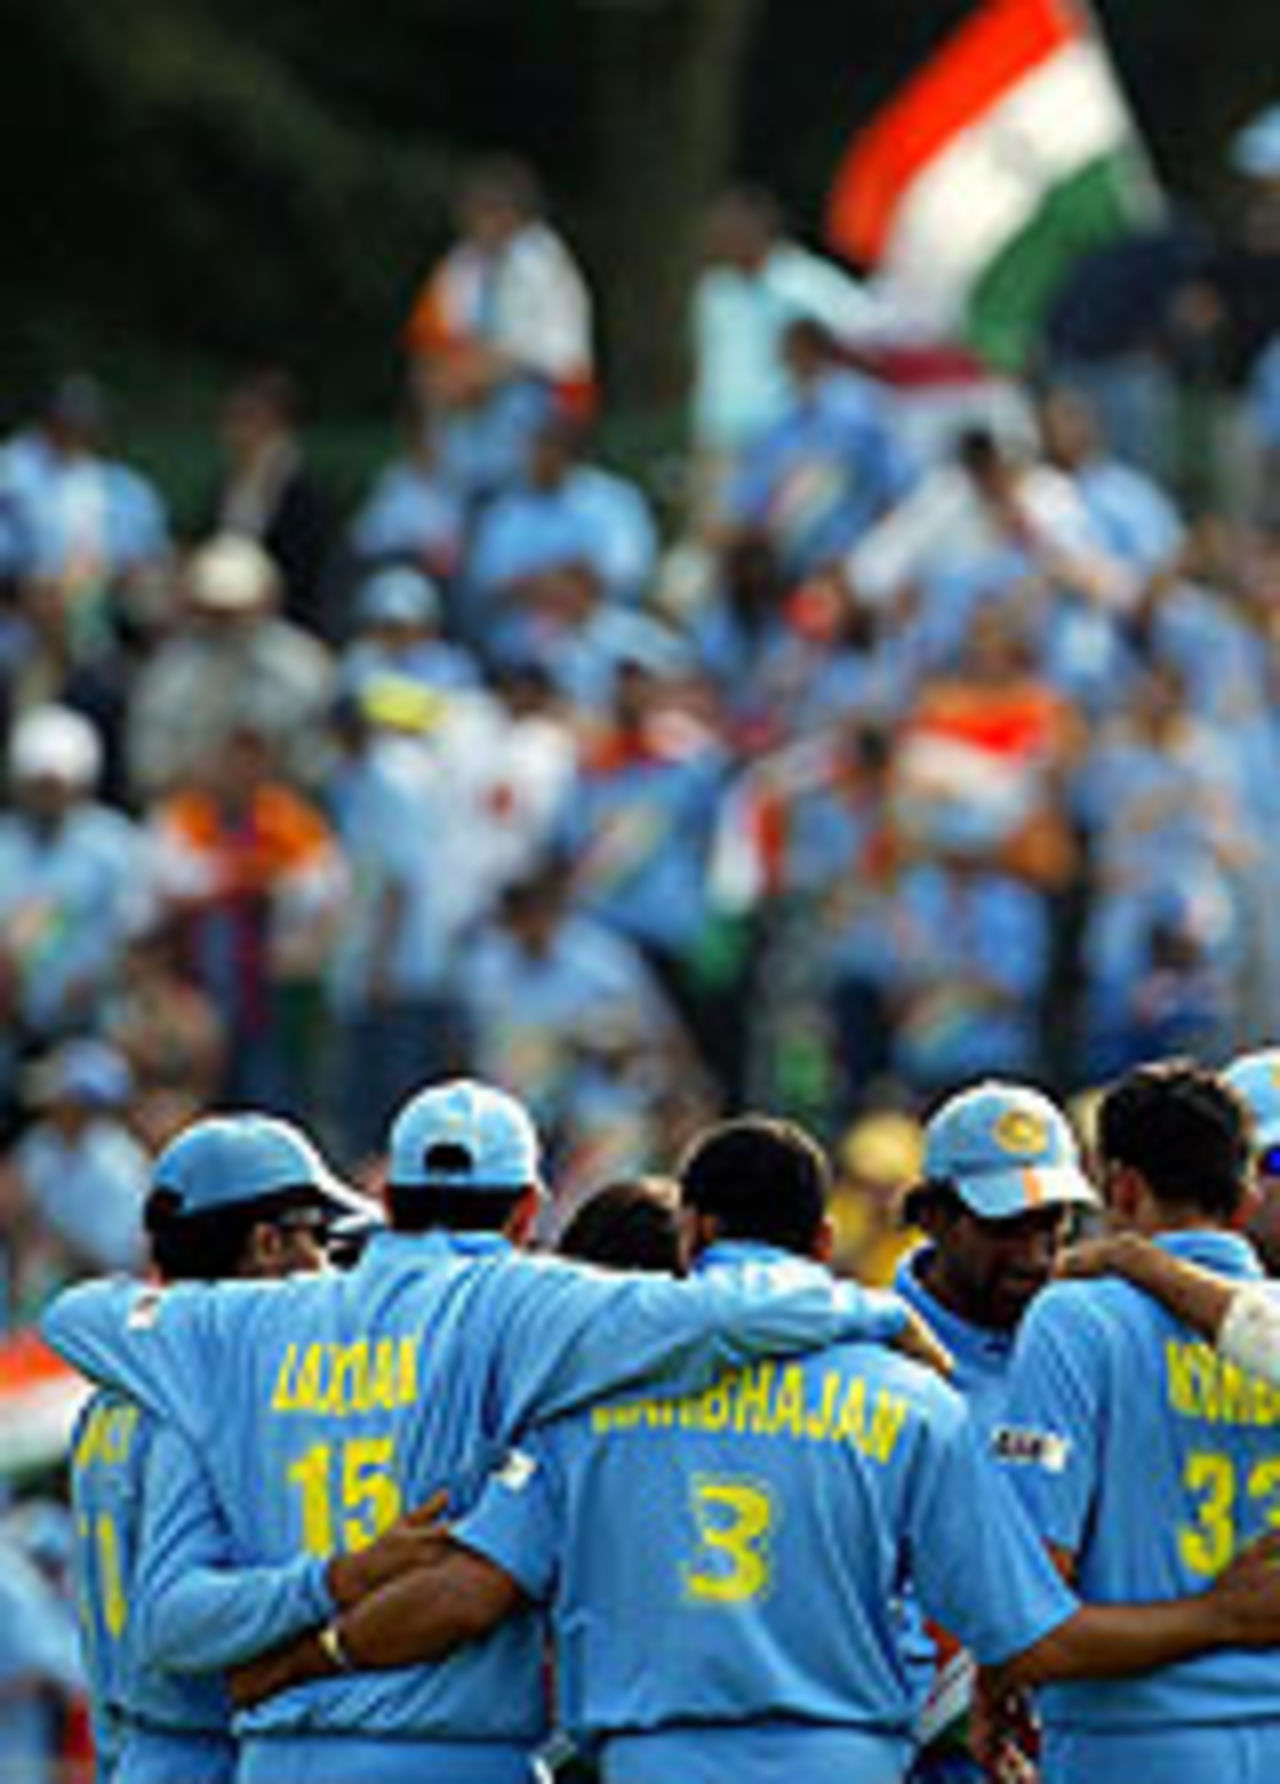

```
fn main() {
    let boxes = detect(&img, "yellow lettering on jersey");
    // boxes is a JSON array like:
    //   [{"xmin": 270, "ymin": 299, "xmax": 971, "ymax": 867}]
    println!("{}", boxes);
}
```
[
  {"xmin": 398, "ymin": 1336, "xmax": 418, "ymax": 1407},
  {"xmin": 833, "ymin": 1376, "xmax": 868, "ymax": 1446},
  {"xmin": 806, "ymin": 1370, "xmax": 842, "ymax": 1441},
  {"xmin": 867, "ymin": 1392, "xmax": 908, "ymax": 1463},
  {"xmin": 733, "ymin": 1363, "xmax": 775, "ymax": 1434},
  {"xmin": 272, "ymin": 1338, "xmax": 420, "ymax": 1417},
  {"xmin": 698, "ymin": 1379, "xmax": 733, "ymax": 1431},
  {"xmin": 73, "ymin": 1403, "xmax": 140, "ymax": 1471},
  {"xmin": 271, "ymin": 1344, "xmax": 300, "ymax": 1411},
  {"xmin": 294, "ymin": 1345, "xmax": 324, "ymax": 1413},
  {"xmin": 1166, "ymin": 1341, "xmax": 1280, "ymax": 1428},
  {"xmin": 769, "ymin": 1365, "xmax": 806, "ymax": 1436}
]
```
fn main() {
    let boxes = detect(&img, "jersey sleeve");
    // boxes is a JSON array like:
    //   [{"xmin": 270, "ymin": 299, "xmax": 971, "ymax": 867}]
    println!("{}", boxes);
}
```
[
  {"xmin": 40, "ymin": 1280, "xmax": 221, "ymax": 1440},
  {"xmin": 133, "ymin": 1424, "xmax": 334, "ymax": 1674},
  {"xmin": 452, "ymin": 1440, "xmax": 562, "ymax": 1604},
  {"xmin": 906, "ymin": 1386, "xmax": 1078, "ymax": 1666},
  {"xmin": 492, "ymin": 1255, "xmax": 909, "ymax": 1431},
  {"xmin": 998, "ymin": 1285, "xmax": 1108, "ymax": 1558}
]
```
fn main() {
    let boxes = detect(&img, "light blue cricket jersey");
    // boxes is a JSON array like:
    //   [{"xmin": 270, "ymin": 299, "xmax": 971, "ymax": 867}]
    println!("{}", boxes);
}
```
[
  {"xmin": 1003, "ymin": 1228, "xmax": 1280, "ymax": 1732},
  {"xmin": 43, "ymin": 1230, "xmax": 905, "ymax": 1751},
  {"xmin": 69, "ymin": 1390, "xmax": 234, "ymax": 1783},
  {"xmin": 893, "ymin": 1248, "xmax": 1017, "ymax": 1433},
  {"xmin": 455, "ymin": 1242, "xmax": 1076, "ymax": 1783}
]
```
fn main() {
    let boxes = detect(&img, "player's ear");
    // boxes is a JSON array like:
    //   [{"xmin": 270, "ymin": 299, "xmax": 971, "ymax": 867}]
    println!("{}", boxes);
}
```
[
  {"xmin": 242, "ymin": 1220, "xmax": 284, "ymax": 1278},
  {"xmin": 812, "ymin": 1215, "xmax": 836, "ymax": 1266},
  {"xmin": 503, "ymin": 1185, "xmax": 542, "ymax": 1247},
  {"xmin": 685, "ymin": 1209, "xmax": 720, "ymax": 1260}
]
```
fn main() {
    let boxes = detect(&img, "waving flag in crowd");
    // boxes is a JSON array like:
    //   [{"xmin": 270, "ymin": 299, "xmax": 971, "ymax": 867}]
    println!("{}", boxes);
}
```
[{"xmin": 827, "ymin": 0, "xmax": 1160, "ymax": 368}]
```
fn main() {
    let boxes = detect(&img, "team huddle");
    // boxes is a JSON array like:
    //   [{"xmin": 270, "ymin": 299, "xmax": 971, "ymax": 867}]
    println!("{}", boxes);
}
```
[{"xmin": 41, "ymin": 1061, "xmax": 1280, "ymax": 1784}]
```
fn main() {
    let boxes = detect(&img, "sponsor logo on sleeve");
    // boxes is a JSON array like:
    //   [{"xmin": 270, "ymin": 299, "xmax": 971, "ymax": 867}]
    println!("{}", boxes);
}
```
[
  {"xmin": 126, "ymin": 1288, "xmax": 165, "ymax": 1331},
  {"xmin": 991, "ymin": 1424, "xmax": 1070, "ymax": 1472},
  {"xmin": 495, "ymin": 1448, "xmax": 538, "ymax": 1492}
]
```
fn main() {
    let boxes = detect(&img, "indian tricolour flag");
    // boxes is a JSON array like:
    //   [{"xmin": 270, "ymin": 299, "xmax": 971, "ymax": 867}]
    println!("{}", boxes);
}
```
[{"xmin": 827, "ymin": 0, "xmax": 1160, "ymax": 368}]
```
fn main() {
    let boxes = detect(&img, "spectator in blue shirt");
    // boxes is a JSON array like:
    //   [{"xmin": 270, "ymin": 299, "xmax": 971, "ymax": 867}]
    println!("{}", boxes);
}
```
[
  {"xmin": 0, "ymin": 376, "xmax": 169, "ymax": 618},
  {"xmin": 325, "ymin": 698, "xmax": 463, "ymax": 1163},
  {"xmin": 8, "ymin": 1040, "xmax": 148, "ymax": 1327},
  {"xmin": 338, "ymin": 566, "xmax": 480, "ymax": 705},
  {"xmin": 461, "ymin": 860, "xmax": 700, "ymax": 1202},
  {"xmin": 467, "ymin": 414, "xmax": 657, "ymax": 656},
  {"xmin": 0, "ymin": 705, "xmax": 147, "ymax": 1058},
  {"xmin": 728, "ymin": 317, "xmax": 913, "ymax": 579}
]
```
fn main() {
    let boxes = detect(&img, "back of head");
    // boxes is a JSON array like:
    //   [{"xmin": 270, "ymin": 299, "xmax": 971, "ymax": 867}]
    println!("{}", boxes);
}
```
[
  {"xmin": 145, "ymin": 1112, "xmax": 354, "ymax": 1281},
  {"xmin": 386, "ymin": 1078, "xmax": 542, "ymax": 1235},
  {"xmin": 679, "ymin": 1115, "xmax": 830, "ymax": 1257},
  {"xmin": 1098, "ymin": 1060, "xmax": 1251, "ymax": 1223},
  {"xmin": 558, "ymin": 1177, "xmax": 685, "ymax": 1275}
]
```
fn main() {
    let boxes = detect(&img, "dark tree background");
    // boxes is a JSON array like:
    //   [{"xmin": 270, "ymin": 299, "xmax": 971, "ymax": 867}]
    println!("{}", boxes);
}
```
[{"xmin": 4, "ymin": 0, "xmax": 1275, "ymax": 419}]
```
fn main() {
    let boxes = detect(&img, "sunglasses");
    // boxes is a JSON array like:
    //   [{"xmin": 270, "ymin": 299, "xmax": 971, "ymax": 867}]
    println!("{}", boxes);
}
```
[
  {"xmin": 1258, "ymin": 1148, "xmax": 1280, "ymax": 1178},
  {"xmin": 270, "ymin": 1208, "xmax": 331, "ymax": 1238}
]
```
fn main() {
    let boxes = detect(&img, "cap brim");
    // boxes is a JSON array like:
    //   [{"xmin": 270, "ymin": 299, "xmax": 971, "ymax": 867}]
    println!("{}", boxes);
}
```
[
  {"xmin": 313, "ymin": 1175, "xmax": 383, "ymax": 1226},
  {"xmin": 954, "ymin": 1164, "xmax": 1100, "ymax": 1220}
]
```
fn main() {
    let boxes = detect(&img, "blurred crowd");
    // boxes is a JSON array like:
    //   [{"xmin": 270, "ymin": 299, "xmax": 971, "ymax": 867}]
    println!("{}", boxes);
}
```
[{"xmin": 0, "ymin": 133, "xmax": 1277, "ymax": 1378}]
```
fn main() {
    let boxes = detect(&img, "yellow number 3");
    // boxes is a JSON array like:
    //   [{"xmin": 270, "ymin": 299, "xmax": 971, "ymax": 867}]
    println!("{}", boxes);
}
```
[
  {"xmin": 683, "ymin": 1475, "xmax": 775, "ymax": 1604},
  {"xmin": 1179, "ymin": 1451, "xmax": 1280, "ymax": 1578}
]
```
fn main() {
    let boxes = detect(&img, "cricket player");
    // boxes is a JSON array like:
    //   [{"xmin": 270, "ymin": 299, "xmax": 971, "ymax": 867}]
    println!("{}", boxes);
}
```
[
  {"xmin": 70, "ymin": 1112, "xmax": 381, "ymax": 1783},
  {"xmin": 43, "ymin": 1079, "xmax": 923, "ymax": 1784},
  {"xmin": 228, "ymin": 1115, "xmax": 1280, "ymax": 1784},
  {"xmin": 1002, "ymin": 1059, "xmax": 1280, "ymax": 1780},
  {"xmin": 893, "ymin": 1080, "xmax": 1099, "ymax": 1777}
]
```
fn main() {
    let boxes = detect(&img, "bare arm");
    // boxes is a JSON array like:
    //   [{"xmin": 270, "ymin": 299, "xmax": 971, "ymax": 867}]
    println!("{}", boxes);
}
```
[
  {"xmin": 230, "ymin": 1543, "xmax": 523, "ymax": 1708},
  {"xmin": 995, "ymin": 1531, "xmax": 1280, "ymax": 1692}
]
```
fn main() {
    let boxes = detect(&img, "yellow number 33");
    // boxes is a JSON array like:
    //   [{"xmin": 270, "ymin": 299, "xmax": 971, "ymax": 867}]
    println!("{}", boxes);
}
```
[{"xmin": 683, "ymin": 1475, "xmax": 775, "ymax": 1604}]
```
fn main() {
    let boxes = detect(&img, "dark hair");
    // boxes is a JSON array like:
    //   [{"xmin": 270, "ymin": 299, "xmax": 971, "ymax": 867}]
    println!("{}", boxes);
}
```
[
  {"xmin": 1098, "ymin": 1061, "xmax": 1251, "ymax": 1221},
  {"xmin": 559, "ymin": 1177, "xmax": 684, "ymax": 1275},
  {"xmin": 144, "ymin": 1185, "xmax": 323, "ymax": 1281},
  {"xmin": 385, "ymin": 1185, "xmax": 525, "ymax": 1234},
  {"xmin": 679, "ymin": 1116, "xmax": 830, "ymax": 1255},
  {"xmin": 899, "ymin": 1178, "xmax": 966, "ymax": 1230}
]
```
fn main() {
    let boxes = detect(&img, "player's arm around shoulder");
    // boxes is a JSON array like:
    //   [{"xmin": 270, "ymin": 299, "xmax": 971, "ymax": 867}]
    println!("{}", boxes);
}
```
[
  {"xmin": 41, "ymin": 1273, "xmax": 270, "ymax": 1437},
  {"xmin": 489, "ymin": 1247, "xmax": 920, "ymax": 1428},
  {"xmin": 1059, "ymin": 1233, "xmax": 1244, "ymax": 1350}
]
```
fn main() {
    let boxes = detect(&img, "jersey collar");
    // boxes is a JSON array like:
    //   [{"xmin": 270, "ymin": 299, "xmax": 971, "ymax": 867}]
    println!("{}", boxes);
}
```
[
  {"xmin": 1154, "ymin": 1228, "xmax": 1264, "ymax": 1280},
  {"xmin": 894, "ymin": 1244, "xmax": 1015, "ymax": 1367}
]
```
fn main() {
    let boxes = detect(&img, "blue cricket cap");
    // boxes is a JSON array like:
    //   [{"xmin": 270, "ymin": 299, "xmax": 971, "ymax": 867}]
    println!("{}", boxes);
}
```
[
  {"xmin": 1223, "ymin": 1049, "xmax": 1280, "ymax": 1153},
  {"xmin": 388, "ymin": 1079, "xmax": 542, "ymax": 1193},
  {"xmin": 153, "ymin": 1114, "xmax": 367, "ymax": 1221},
  {"xmin": 354, "ymin": 566, "xmax": 441, "ymax": 630},
  {"xmin": 30, "ymin": 1038, "xmax": 133, "ymax": 1109},
  {"xmin": 921, "ymin": 1081, "xmax": 1098, "ymax": 1220}
]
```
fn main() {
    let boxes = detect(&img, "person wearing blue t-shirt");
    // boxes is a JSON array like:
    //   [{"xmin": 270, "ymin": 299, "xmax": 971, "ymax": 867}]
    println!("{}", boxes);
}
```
[
  {"xmin": 1002, "ymin": 1060, "xmax": 1280, "ymax": 1782},
  {"xmin": 728, "ymin": 318, "xmax": 914, "ymax": 579},
  {"xmin": 69, "ymin": 1114, "xmax": 370, "ymax": 1784},
  {"xmin": 227, "ymin": 1116, "xmax": 1280, "ymax": 1784},
  {"xmin": 42, "ymin": 1080, "xmax": 924, "ymax": 1784}
]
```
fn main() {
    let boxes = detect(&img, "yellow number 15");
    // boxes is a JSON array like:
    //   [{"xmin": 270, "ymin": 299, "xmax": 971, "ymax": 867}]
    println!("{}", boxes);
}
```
[{"xmin": 286, "ymin": 1437, "xmax": 402, "ymax": 1556}]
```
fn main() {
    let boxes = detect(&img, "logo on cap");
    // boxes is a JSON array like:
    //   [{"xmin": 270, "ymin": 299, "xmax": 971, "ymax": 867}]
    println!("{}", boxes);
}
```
[{"xmin": 992, "ymin": 1109, "xmax": 1049, "ymax": 1156}]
